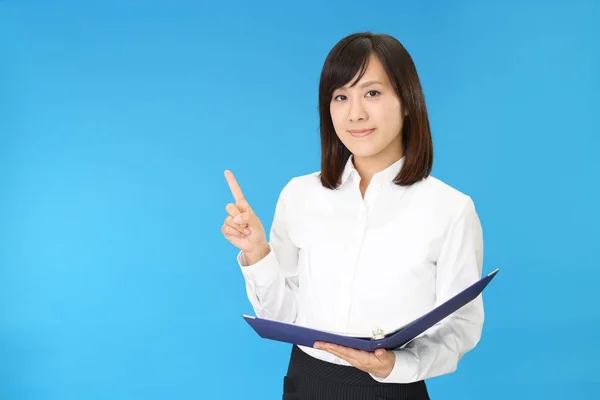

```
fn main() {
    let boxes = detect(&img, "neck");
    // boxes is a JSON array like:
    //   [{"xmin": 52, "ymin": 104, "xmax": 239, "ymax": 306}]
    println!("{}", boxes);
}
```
[{"xmin": 353, "ymin": 138, "xmax": 404, "ymax": 185}]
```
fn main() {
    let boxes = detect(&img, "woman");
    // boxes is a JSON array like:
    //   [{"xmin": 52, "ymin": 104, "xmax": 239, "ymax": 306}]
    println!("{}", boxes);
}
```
[{"xmin": 222, "ymin": 32, "xmax": 484, "ymax": 400}]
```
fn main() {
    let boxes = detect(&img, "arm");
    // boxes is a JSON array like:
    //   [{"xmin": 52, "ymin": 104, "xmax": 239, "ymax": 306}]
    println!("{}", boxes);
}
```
[
  {"xmin": 372, "ymin": 196, "xmax": 485, "ymax": 383},
  {"xmin": 237, "ymin": 179, "xmax": 300, "ymax": 324}
]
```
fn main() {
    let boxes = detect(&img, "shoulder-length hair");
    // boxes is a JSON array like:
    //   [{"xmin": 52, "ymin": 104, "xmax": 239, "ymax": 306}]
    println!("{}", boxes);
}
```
[{"xmin": 318, "ymin": 32, "xmax": 434, "ymax": 189}]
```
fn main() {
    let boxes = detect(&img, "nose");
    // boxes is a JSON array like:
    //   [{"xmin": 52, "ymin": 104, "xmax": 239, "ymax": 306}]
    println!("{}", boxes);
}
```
[{"xmin": 349, "ymin": 98, "xmax": 368, "ymax": 122}]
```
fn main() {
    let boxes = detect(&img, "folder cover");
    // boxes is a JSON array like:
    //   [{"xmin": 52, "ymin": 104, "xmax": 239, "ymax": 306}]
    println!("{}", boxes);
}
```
[{"xmin": 243, "ymin": 268, "xmax": 499, "ymax": 352}]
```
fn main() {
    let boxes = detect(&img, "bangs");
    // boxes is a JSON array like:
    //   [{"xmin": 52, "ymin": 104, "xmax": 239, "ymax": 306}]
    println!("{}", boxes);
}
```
[{"xmin": 320, "ymin": 37, "xmax": 374, "ymax": 99}]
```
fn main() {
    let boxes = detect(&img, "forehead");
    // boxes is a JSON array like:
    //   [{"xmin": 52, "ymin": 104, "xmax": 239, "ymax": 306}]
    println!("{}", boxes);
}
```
[{"xmin": 343, "ymin": 55, "xmax": 390, "ymax": 89}]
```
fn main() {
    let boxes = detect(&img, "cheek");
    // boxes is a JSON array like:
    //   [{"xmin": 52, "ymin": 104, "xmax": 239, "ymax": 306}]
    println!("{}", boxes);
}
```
[
  {"xmin": 329, "ymin": 107, "xmax": 345, "ymax": 130},
  {"xmin": 371, "ymin": 103, "xmax": 402, "ymax": 131}
]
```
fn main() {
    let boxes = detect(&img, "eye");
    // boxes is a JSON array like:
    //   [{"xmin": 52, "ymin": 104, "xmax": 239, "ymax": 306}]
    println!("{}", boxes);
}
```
[
  {"xmin": 333, "ymin": 94, "xmax": 347, "ymax": 101},
  {"xmin": 366, "ymin": 90, "xmax": 380, "ymax": 97}
]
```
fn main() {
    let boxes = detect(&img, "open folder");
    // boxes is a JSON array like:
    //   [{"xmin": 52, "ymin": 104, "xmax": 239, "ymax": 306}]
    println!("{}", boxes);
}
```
[{"xmin": 243, "ymin": 268, "xmax": 499, "ymax": 352}]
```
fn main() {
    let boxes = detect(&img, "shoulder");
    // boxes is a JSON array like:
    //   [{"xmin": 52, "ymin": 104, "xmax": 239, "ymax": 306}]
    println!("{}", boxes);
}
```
[
  {"xmin": 270, "ymin": 171, "xmax": 324, "ymax": 227},
  {"xmin": 279, "ymin": 170, "xmax": 323, "ymax": 198},
  {"xmin": 407, "ymin": 175, "xmax": 478, "ymax": 222}
]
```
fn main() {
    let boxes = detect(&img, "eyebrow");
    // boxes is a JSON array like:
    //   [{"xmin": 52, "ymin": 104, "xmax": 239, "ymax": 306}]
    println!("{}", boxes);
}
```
[
  {"xmin": 337, "ymin": 80, "xmax": 384, "ymax": 91},
  {"xmin": 357, "ymin": 80, "xmax": 383, "ymax": 88}
]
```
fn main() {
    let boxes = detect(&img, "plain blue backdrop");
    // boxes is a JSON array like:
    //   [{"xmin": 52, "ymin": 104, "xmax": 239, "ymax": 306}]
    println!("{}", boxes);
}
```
[{"xmin": 1, "ymin": 0, "xmax": 598, "ymax": 399}]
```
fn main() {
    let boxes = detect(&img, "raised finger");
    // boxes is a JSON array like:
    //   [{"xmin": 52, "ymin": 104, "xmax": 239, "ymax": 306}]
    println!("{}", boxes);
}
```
[{"xmin": 224, "ymin": 170, "xmax": 246, "ymax": 203}]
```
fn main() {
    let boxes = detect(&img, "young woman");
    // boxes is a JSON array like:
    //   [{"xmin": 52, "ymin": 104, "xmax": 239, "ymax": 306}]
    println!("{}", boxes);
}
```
[{"xmin": 222, "ymin": 32, "xmax": 485, "ymax": 400}]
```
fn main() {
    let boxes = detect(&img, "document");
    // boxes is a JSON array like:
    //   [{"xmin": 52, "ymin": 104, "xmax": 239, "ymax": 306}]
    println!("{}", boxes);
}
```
[{"xmin": 243, "ymin": 268, "xmax": 499, "ymax": 351}]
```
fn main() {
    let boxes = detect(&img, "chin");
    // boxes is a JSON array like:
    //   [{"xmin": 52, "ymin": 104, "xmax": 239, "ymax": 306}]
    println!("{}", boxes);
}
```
[{"xmin": 346, "ymin": 145, "xmax": 383, "ymax": 158}]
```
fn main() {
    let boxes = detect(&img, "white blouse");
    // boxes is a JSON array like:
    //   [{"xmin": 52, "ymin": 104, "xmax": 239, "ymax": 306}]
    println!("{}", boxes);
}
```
[{"xmin": 237, "ymin": 155, "xmax": 485, "ymax": 384}]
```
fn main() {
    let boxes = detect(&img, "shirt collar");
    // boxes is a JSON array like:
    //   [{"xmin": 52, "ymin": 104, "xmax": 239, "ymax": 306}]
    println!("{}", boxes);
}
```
[{"xmin": 340, "ymin": 154, "xmax": 405, "ymax": 187}]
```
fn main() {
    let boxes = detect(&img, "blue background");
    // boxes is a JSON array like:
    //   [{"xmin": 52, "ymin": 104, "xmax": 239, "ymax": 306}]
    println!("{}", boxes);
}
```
[{"xmin": 1, "ymin": 0, "xmax": 598, "ymax": 399}]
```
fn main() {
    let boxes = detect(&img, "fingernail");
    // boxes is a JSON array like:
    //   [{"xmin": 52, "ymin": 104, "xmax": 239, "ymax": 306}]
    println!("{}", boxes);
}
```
[
  {"xmin": 234, "ymin": 216, "xmax": 243, "ymax": 224},
  {"xmin": 244, "ymin": 228, "xmax": 251, "ymax": 234}
]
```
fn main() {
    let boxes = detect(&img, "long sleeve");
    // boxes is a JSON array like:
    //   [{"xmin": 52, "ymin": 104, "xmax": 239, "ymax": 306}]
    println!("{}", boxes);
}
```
[
  {"xmin": 371, "ymin": 196, "xmax": 485, "ymax": 383},
  {"xmin": 237, "ymin": 179, "xmax": 300, "ymax": 324}
]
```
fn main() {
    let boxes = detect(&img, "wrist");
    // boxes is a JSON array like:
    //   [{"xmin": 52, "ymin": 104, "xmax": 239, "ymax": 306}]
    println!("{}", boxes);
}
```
[
  {"xmin": 375, "ymin": 353, "xmax": 395, "ymax": 379},
  {"xmin": 243, "ymin": 244, "xmax": 270, "ymax": 266}
]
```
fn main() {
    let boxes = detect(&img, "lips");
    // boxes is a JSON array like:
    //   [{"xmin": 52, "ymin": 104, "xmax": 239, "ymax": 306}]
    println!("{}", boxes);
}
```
[{"xmin": 349, "ymin": 128, "xmax": 375, "ymax": 137}]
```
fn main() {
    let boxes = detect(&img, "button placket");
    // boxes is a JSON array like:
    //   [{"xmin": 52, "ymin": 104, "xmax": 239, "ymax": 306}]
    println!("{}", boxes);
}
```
[
  {"xmin": 345, "ymin": 185, "xmax": 378, "ymax": 330},
  {"xmin": 342, "ymin": 183, "xmax": 381, "ymax": 332}
]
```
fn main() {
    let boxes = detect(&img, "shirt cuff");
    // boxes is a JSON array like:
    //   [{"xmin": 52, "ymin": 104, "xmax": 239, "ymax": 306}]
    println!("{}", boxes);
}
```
[
  {"xmin": 369, "ymin": 349, "xmax": 420, "ymax": 384},
  {"xmin": 237, "ymin": 244, "xmax": 279, "ymax": 288}
]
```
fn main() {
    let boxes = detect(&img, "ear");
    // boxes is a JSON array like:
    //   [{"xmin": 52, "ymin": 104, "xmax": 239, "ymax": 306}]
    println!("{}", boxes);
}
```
[{"xmin": 400, "ymin": 104, "xmax": 409, "ymax": 117}]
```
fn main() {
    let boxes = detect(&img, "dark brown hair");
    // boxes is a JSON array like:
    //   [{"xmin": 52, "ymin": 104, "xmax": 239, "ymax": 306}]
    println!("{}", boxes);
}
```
[{"xmin": 318, "ymin": 32, "xmax": 433, "ymax": 189}]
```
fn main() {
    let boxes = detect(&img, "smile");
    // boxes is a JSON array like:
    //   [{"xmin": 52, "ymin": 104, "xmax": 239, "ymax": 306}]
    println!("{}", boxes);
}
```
[{"xmin": 349, "ymin": 129, "xmax": 375, "ymax": 138}]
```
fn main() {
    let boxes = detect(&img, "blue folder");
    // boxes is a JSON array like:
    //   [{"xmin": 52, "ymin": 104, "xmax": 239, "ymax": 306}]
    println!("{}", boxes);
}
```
[{"xmin": 243, "ymin": 268, "xmax": 499, "ymax": 352}]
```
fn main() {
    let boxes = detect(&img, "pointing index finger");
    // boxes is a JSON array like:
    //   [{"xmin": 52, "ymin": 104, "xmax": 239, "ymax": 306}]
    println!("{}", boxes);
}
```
[{"xmin": 224, "ymin": 170, "xmax": 246, "ymax": 203}]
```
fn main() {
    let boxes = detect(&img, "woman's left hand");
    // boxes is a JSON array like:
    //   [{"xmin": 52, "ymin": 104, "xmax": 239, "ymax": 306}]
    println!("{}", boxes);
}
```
[{"xmin": 313, "ymin": 341, "xmax": 395, "ymax": 378}]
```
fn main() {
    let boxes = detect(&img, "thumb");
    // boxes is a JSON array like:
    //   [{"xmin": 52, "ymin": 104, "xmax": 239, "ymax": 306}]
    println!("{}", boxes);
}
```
[
  {"xmin": 375, "ymin": 349, "xmax": 389, "ymax": 361},
  {"xmin": 234, "ymin": 211, "xmax": 258, "ymax": 228}
]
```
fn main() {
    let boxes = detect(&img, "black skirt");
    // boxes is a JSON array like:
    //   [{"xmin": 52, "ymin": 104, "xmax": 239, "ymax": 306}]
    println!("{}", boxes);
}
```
[{"xmin": 282, "ymin": 345, "xmax": 430, "ymax": 400}]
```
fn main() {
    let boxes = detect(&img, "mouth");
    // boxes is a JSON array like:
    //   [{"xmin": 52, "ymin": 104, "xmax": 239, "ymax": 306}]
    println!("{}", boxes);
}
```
[{"xmin": 348, "ymin": 128, "xmax": 375, "ymax": 138}]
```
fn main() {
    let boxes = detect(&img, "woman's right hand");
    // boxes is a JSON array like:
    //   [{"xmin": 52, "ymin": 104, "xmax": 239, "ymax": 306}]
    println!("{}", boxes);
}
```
[{"xmin": 222, "ymin": 170, "xmax": 270, "ymax": 264}]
